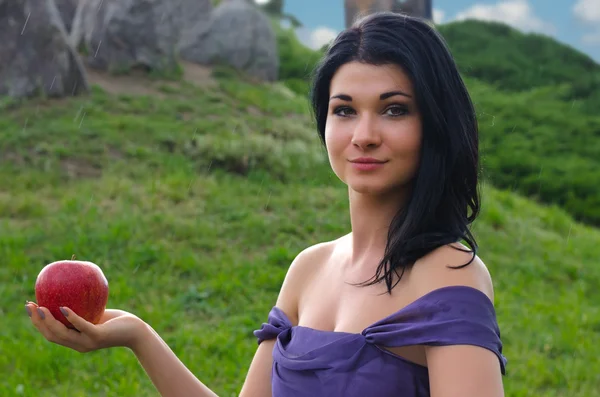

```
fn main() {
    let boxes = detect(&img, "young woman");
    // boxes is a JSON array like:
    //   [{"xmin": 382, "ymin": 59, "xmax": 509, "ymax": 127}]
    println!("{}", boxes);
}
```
[{"xmin": 25, "ymin": 12, "xmax": 507, "ymax": 397}]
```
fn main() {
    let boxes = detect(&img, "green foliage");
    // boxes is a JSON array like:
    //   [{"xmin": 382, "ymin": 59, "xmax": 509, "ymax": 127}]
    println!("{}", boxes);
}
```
[
  {"xmin": 437, "ymin": 20, "xmax": 600, "ymax": 92},
  {"xmin": 557, "ymin": 72, "xmax": 600, "ymax": 115},
  {"xmin": 272, "ymin": 22, "xmax": 325, "ymax": 95},
  {"xmin": 437, "ymin": 19, "xmax": 600, "ymax": 117},
  {"xmin": 465, "ymin": 77, "xmax": 600, "ymax": 226}
]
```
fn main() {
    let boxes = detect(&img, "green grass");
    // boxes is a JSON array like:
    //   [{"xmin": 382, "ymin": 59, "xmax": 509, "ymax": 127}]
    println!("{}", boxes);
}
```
[{"xmin": 1, "ymin": 69, "xmax": 599, "ymax": 397}]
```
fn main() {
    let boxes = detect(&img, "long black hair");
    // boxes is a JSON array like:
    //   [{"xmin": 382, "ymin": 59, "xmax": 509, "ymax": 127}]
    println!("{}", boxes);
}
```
[{"xmin": 310, "ymin": 12, "xmax": 481, "ymax": 295}]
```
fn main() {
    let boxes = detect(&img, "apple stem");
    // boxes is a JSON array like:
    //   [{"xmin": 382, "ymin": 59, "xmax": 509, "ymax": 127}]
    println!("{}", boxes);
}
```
[{"xmin": 72, "ymin": 254, "xmax": 76, "ymax": 260}]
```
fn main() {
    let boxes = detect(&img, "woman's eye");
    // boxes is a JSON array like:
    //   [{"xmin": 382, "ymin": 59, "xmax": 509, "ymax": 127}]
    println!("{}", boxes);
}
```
[
  {"xmin": 333, "ymin": 106, "xmax": 355, "ymax": 116},
  {"xmin": 332, "ymin": 105, "xmax": 407, "ymax": 117},
  {"xmin": 385, "ymin": 105, "xmax": 408, "ymax": 116}
]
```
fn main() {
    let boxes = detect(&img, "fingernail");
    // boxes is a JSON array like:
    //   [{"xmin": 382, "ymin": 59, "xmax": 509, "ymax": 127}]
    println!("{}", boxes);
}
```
[
  {"xmin": 25, "ymin": 305, "xmax": 32, "ymax": 317},
  {"xmin": 60, "ymin": 307, "xmax": 68, "ymax": 317},
  {"xmin": 37, "ymin": 308, "xmax": 45, "ymax": 320}
]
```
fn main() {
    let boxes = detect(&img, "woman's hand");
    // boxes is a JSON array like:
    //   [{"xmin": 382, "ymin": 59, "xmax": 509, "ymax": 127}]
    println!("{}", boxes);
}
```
[{"xmin": 25, "ymin": 301, "xmax": 146, "ymax": 353}]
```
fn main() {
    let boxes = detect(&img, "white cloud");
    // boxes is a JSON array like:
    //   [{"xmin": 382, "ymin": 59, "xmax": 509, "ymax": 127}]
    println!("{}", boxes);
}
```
[
  {"xmin": 311, "ymin": 27, "xmax": 338, "ymax": 49},
  {"xmin": 254, "ymin": 0, "xmax": 270, "ymax": 4},
  {"xmin": 573, "ymin": 0, "xmax": 600, "ymax": 24},
  {"xmin": 452, "ymin": 0, "xmax": 556, "ymax": 35},
  {"xmin": 573, "ymin": 0, "xmax": 600, "ymax": 46},
  {"xmin": 295, "ymin": 26, "xmax": 339, "ymax": 50},
  {"xmin": 433, "ymin": 9, "xmax": 445, "ymax": 24}
]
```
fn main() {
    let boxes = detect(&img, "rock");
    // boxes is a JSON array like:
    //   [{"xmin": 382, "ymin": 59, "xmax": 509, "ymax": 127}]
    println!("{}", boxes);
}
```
[
  {"xmin": 54, "ymin": 0, "xmax": 78, "ymax": 32},
  {"xmin": 175, "ymin": 0, "xmax": 213, "ymax": 53},
  {"xmin": 74, "ymin": 0, "xmax": 182, "ymax": 74},
  {"xmin": 68, "ymin": 0, "xmax": 87, "ymax": 49},
  {"xmin": 0, "ymin": 0, "xmax": 88, "ymax": 99},
  {"xmin": 179, "ymin": 0, "xmax": 279, "ymax": 82}
]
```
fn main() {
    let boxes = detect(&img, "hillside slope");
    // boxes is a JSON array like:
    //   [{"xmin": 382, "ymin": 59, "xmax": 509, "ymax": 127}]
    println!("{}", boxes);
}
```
[
  {"xmin": 465, "ymin": 76, "xmax": 600, "ymax": 226},
  {"xmin": 437, "ymin": 19, "xmax": 600, "ymax": 92},
  {"xmin": 1, "ymin": 65, "xmax": 599, "ymax": 397},
  {"xmin": 437, "ymin": 20, "xmax": 600, "ymax": 117}
]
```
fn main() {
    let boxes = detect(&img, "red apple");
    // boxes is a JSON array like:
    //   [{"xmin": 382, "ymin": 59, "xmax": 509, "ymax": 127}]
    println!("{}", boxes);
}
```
[{"xmin": 35, "ymin": 258, "xmax": 109, "ymax": 329}]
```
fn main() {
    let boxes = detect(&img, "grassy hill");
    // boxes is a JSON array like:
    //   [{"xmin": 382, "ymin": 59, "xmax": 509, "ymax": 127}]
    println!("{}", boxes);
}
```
[
  {"xmin": 465, "ymin": 77, "xmax": 600, "ymax": 226},
  {"xmin": 437, "ymin": 20, "xmax": 600, "ymax": 117},
  {"xmin": 442, "ymin": 21, "xmax": 600, "ymax": 226},
  {"xmin": 437, "ymin": 20, "xmax": 600, "ymax": 92},
  {"xmin": 1, "ymin": 56, "xmax": 600, "ymax": 396}
]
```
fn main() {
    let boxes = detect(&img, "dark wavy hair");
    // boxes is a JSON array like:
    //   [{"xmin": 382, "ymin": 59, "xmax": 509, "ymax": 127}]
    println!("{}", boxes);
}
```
[{"xmin": 310, "ymin": 12, "xmax": 481, "ymax": 295}]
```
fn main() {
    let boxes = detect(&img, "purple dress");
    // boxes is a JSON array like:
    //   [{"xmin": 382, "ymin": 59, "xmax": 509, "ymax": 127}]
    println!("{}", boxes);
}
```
[{"xmin": 254, "ymin": 285, "xmax": 507, "ymax": 396}]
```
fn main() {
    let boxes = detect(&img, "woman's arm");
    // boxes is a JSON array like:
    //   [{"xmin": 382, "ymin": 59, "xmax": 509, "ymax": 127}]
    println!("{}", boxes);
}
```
[
  {"xmin": 129, "ymin": 320, "xmax": 220, "ymax": 397},
  {"xmin": 412, "ymin": 244, "xmax": 505, "ymax": 397},
  {"xmin": 130, "ymin": 324, "xmax": 277, "ymax": 397},
  {"xmin": 426, "ymin": 344, "xmax": 504, "ymax": 397}
]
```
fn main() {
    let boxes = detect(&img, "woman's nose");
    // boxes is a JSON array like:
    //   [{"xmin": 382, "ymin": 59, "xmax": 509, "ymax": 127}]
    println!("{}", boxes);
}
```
[{"xmin": 351, "ymin": 115, "xmax": 382, "ymax": 148}]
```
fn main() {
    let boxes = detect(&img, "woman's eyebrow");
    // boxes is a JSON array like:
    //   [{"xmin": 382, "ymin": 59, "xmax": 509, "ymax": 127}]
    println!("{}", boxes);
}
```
[
  {"xmin": 329, "ymin": 90, "xmax": 412, "ymax": 101},
  {"xmin": 380, "ymin": 90, "xmax": 412, "ymax": 99}
]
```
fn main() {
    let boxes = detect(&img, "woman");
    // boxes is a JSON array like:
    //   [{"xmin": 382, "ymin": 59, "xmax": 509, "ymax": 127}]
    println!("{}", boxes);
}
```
[{"xmin": 25, "ymin": 12, "xmax": 507, "ymax": 397}]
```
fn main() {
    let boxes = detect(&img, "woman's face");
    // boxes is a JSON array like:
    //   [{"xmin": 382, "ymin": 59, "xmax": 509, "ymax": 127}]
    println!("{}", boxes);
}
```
[{"xmin": 324, "ymin": 61, "xmax": 422, "ymax": 196}]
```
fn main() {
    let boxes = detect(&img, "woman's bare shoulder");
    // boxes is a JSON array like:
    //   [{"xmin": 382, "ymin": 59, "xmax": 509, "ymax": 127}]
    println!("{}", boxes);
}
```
[
  {"xmin": 410, "ymin": 242, "xmax": 495, "ymax": 302},
  {"xmin": 274, "ymin": 236, "xmax": 343, "ymax": 323},
  {"xmin": 287, "ymin": 237, "xmax": 340, "ymax": 277}
]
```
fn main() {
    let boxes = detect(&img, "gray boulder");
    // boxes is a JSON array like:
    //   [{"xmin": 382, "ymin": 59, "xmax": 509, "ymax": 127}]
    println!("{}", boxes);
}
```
[
  {"xmin": 175, "ymin": 0, "xmax": 213, "ymax": 53},
  {"xmin": 73, "ymin": 0, "xmax": 181, "ymax": 73},
  {"xmin": 0, "ymin": 0, "xmax": 88, "ymax": 99},
  {"xmin": 54, "ymin": 0, "xmax": 78, "ymax": 32},
  {"xmin": 179, "ymin": 0, "xmax": 279, "ymax": 82}
]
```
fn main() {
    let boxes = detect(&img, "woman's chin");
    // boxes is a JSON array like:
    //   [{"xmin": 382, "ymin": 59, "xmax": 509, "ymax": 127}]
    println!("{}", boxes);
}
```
[
  {"xmin": 348, "ymin": 182, "xmax": 392, "ymax": 196},
  {"xmin": 346, "ymin": 177, "xmax": 409, "ymax": 198}
]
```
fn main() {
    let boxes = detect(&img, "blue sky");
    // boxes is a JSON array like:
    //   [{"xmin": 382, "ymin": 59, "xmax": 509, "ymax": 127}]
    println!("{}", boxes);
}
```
[{"xmin": 280, "ymin": 0, "xmax": 600, "ymax": 62}]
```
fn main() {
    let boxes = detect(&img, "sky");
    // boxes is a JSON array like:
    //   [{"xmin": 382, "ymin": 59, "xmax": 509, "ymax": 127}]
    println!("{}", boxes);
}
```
[{"xmin": 272, "ymin": 0, "xmax": 600, "ymax": 63}]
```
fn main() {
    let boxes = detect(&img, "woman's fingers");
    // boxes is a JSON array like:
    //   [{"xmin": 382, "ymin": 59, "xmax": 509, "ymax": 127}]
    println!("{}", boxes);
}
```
[
  {"xmin": 27, "ymin": 304, "xmax": 98, "ymax": 352},
  {"xmin": 58, "ymin": 306, "xmax": 99, "ymax": 336},
  {"xmin": 37, "ymin": 307, "xmax": 79, "ymax": 338},
  {"xmin": 28, "ymin": 304, "xmax": 63, "ymax": 344},
  {"xmin": 25, "ymin": 301, "xmax": 139, "ymax": 351}
]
